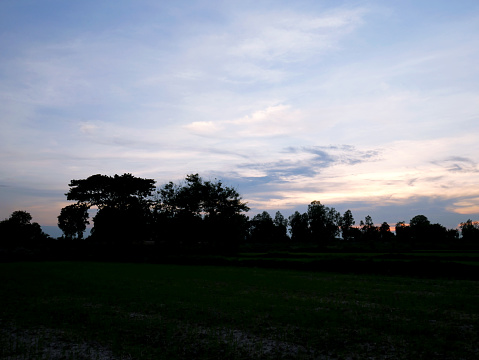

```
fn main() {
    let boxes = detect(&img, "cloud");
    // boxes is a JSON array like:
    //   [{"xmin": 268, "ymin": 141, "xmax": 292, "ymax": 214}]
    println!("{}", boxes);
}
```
[
  {"xmin": 432, "ymin": 157, "xmax": 478, "ymax": 173},
  {"xmin": 227, "ymin": 8, "xmax": 365, "ymax": 63},
  {"xmin": 184, "ymin": 104, "xmax": 303, "ymax": 138},
  {"xmin": 79, "ymin": 122, "xmax": 99, "ymax": 135},
  {"xmin": 230, "ymin": 145, "xmax": 382, "ymax": 188},
  {"xmin": 448, "ymin": 197, "xmax": 479, "ymax": 215}
]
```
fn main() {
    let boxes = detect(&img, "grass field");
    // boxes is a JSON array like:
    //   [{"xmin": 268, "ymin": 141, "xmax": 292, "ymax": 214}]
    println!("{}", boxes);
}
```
[{"xmin": 1, "ymin": 261, "xmax": 478, "ymax": 359}]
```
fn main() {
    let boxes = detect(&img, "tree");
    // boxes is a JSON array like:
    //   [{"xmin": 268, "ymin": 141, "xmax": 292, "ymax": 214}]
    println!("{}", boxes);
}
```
[
  {"xmin": 9, "ymin": 210, "xmax": 32, "ymax": 226},
  {"xmin": 154, "ymin": 174, "xmax": 249, "ymax": 250},
  {"xmin": 249, "ymin": 211, "xmax": 275, "ymax": 243},
  {"xmin": 447, "ymin": 228, "xmax": 459, "ymax": 242},
  {"xmin": 66, "ymin": 173, "xmax": 156, "ymax": 210},
  {"xmin": 0, "ymin": 210, "xmax": 48, "ymax": 247},
  {"xmin": 409, "ymin": 215, "xmax": 431, "ymax": 243},
  {"xmin": 288, "ymin": 211, "xmax": 309, "ymax": 242},
  {"xmin": 460, "ymin": 219, "xmax": 479, "ymax": 242},
  {"xmin": 360, "ymin": 215, "xmax": 378, "ymax": 241},
  {"xmin": 58, "ymin": 204, "xmax": 90, "ymax": 240},
  {"xmin": 273, "ymin": 211, "xmax": 289, "ymax": 242},
  {"xmin": 65, "ymin": 173, "xmax": 156, "ymax": 244},
  {"xmin": 395, "ymin": 221, "xmax": 411, "ymax": 243},
  {"xmin": 428, "ymin": 223, "xmax": 448, "ymax": 244},
  {"xmin": 307, "ymin": 201, "xmax": 340, "ymax": 244},
  {"xmin": 379, "ymin": 222, "xmax": 394, "ymax": 241},
  {"xmin": 340, "ymin": 210, "xmax": 355, "ymax": 241}
]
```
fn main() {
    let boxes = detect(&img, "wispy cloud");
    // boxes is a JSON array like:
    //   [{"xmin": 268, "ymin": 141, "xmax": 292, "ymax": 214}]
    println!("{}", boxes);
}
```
[
  {"xmin": 432, "ymin": 157, "xmax": 478, "ymax": 173},
  {"xmin": 185, "ymin": 104, "xmax": 303, "ymax": 138}
]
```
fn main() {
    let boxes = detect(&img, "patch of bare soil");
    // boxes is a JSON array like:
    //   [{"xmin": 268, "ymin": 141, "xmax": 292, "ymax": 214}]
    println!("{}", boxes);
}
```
[{"xmin": 0, "ymin": 324, "xmax": 128, "ymax": 360}]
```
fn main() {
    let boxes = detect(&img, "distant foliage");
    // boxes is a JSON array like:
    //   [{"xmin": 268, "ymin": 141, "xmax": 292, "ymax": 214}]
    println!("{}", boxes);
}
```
[
  {"xmin": 460, "ymin": 220, "xmax": 479, "ymax": 242},
  {"xmin": 0, "ymin": 210, "xmax": 49, "ymax": 247}
]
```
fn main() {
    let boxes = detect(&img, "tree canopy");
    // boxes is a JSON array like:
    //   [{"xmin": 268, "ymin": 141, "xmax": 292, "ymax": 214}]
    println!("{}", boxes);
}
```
[
  {"xmin": 58, "ymin": 203, "xmax": 90, "ymax": 240},
  {"xmin": 0, "ymin": 211, "xmax": 48, "ymax": 247},
  {"xmin": 66, "ymin": 173, "xmax": 156, "ymax": 209},
  {"xmin": 154, "ymin": 174, "xmax": 249, "ymax": 250},
  {"xmin": 63, "ymin": 173, "xmax": 156, "ymax": 243}
]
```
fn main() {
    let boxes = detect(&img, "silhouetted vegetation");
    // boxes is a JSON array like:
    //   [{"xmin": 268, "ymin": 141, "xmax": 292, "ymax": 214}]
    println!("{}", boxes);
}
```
[
  {"xmin": 1, "ymin": 172, "xmax": 478, "ymax": 268},
  {"xmin": 57, "ymin": 203, "xmax": 89, "ymax": 240},
  {"xmin": 153, "ymin": 173, "xmax": 249, "ymax": 253},
  {"xmin": 0, "ymin": 210, "xmax": 49, "ymax": 248}
]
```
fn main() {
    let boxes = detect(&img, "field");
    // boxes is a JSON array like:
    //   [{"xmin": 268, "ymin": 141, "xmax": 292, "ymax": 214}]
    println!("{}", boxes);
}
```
[{"xmin": 1, "ymin": 261, "xmax": 479, "ymax": 359}]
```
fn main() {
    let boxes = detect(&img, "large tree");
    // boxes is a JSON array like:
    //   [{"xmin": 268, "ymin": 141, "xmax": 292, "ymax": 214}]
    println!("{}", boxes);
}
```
[
  {"xmin": 66, "ymin": 173, "xmax": 156, "ymax": 210},
  {"xmin": 65, "ymin": 173, "xmax": 156, "ymax": 243},
  {"xmin": 154, "ymin": 174, "xmax": 249, "ymax": 250}
]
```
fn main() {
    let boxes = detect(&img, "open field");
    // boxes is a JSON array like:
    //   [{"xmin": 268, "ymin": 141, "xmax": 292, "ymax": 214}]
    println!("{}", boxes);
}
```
[
  {"xmin": 1, "ymin": 262, "xmax": 479, "ymax": 359},
  {"xmin": 167, "ymin": 250, "xmax": 479, "ymax": 280}
]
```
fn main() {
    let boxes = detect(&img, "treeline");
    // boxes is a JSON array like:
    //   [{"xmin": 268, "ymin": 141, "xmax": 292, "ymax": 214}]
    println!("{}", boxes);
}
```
[{"xmin": 1, "ymin": 173, "xmax": 479, "ymax": 256}]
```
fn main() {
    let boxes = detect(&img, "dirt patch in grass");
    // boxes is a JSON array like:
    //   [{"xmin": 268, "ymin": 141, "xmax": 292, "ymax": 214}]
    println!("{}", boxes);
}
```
[{"xmin": 0, "ymin": 323, "xmax": 128, "ymax": 360}]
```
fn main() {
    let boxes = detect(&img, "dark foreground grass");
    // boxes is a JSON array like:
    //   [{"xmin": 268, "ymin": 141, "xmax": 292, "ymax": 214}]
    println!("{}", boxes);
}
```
[{"xmin": 1, "ymin": 262, "xmax": 478, "ymax": 359}]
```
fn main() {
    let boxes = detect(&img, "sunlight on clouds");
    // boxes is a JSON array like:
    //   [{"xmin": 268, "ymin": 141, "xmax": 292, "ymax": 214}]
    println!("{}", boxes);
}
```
[
  {"xmin": 184, "ymin": 121, "xmax": 224, "ymax": 136},
  {"xmin": 185, "ymin": 104, "xmax": 302, "ymax": 138},
  {"xmin": 242, "ymin": 136, "xmax": 479, "ymax": 217},
  {"xmin": 448, "ymin": 198, "xmax": 479, "ymax": 215}
]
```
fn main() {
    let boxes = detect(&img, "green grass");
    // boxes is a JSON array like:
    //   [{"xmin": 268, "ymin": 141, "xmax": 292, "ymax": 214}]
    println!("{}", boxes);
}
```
[{"xmin": 1, "ymin": 262, "xmax": 478, "ymax": 359}]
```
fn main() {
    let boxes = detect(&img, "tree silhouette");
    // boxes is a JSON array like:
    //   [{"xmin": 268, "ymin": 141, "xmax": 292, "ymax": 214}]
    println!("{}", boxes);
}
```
[
  {"xmin": 58, "ymin": 204, "xmax": 89, "ymax": 240},
  {"xmin": 409, "ymin": 215, "xmax": 431, "ymax": 243},
  {"xmin": 249, "ymin": 211, "xmax": 275, "ymax": 243},
  {"xmin": 65, "ymin": 174, "xmax": 156, "ymax": 244},
  {"xmin": 273, "ymin": 211, "xmax": 289, "ymax": 242},
  {"xmin": 288, "ymin": 211, "xmax": 309, "ymax": 242},
  {"xmin": 67, "ymin": 174, "xmax": 156, "ymax": 210},
  {"xmin": 460, "ymin": 219, "xmax": 479, "ymax": 242},
  {"xmin": 379, "ymin": 222, "xmax": 393, "ymax": 241},
  {"xmin": 360, "ymin": 215, "xmax": 379, "ymax": 241},
  {"xmin": 154, "ymin": 174, "xmax": 249, "ymax": 250},
  {"xmin": 340, "ymin": 209, "xmax": 355, "ymax": 241},
  {"xmin": 395, "ymin": 221, "xmax": 411, "ymax": 244},
  {"xmin": 0, "ymin": 210, "xmax": 48, "ymax": 247},
  {"xmin": 308, "ymin": 201, "xmax": 340, "ymax": 244}
]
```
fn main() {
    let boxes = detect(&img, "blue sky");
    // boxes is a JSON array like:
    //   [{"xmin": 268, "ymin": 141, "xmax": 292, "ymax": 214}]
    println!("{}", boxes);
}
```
[{"xmin": 1, "ymin": 0, "xmax": 479, "ymax": 236}]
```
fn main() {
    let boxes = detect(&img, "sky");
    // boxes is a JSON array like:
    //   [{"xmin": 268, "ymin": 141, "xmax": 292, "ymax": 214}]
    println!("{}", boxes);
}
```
[{"xmin": 1, "ymin": 0, "xmax": 479, "ymax": 237}]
